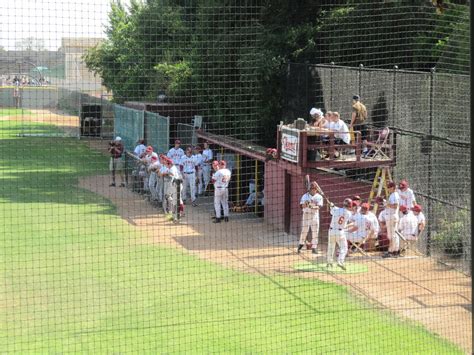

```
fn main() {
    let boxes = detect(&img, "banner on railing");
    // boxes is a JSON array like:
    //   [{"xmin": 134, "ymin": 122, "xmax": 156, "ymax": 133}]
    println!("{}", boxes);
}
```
[{"xmin": 280, "ymin": 126, "xmax": 300, "ymax": 163}]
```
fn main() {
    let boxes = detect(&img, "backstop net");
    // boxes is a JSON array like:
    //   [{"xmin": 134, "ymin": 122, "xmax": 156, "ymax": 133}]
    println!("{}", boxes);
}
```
[{"xmin": 0, "ymin": 0, "xmax": 470, "ymax": 353}]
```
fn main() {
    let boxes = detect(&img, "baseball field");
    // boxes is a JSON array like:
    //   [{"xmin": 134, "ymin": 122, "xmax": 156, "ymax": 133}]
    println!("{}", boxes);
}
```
[{"xmin": 0, "ymin": 116, "xmax": 466, "ymax": 353}]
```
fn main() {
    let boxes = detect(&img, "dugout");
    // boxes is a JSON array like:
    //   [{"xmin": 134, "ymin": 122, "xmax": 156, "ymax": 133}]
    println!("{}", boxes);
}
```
[
  {"xmin": 198, "ymin": 124, "xmax": 396, "ymax": 243},
  {"xmin": 80, "ymin": 104, "xmax": 102, "ymax": 137}
]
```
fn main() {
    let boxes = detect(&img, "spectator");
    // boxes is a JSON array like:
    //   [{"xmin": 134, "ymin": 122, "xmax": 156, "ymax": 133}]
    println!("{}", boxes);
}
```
[
  {"xmin": 309, "ymin": 108, "xmax": 325, "ymax": 129},
  {"xmin": 108, "ymin": 136, "xmax": 125, "ymax": 187},
  {"xmin": 350, "ymin": 95, "xmax": 368, "ymax": 152}
]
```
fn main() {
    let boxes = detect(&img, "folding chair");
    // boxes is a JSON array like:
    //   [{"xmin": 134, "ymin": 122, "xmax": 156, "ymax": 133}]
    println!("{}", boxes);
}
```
[
  {"xmin": 349, "ymin": 237, "xmax": 370, "ymax": 256},
  {"xmin": 364, "ymin": 127, "xmax": 390, "ymax": 159}
]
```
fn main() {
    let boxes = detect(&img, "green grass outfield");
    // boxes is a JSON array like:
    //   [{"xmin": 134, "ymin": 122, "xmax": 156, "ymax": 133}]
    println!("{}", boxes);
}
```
[
  {"xmin": 0, "ymin": 108, "xmax": 33, "ymax": 116},
  {"xmin": 0, "ymin": 121, "xmax": 462, "ymax": 353}
]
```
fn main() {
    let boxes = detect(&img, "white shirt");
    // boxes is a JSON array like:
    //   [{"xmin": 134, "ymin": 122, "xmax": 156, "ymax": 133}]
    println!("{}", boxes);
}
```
[
  {"xmin": 329, "ymin": 207, "xmax": 352, "ymax": 230},
  {"xmin": 148, "ymin": 161, "xmax": 161, "ymax": 173},
  {"xmin": 332, "ymin": 119, "xmax": 350, "ymax": 144},
  {"xmin": 167, "ymin": 165, "xmax": 181, "ymax": 182},
  {"xmin": 349, "ymin": 212, "xmax": 371, "ymax": 241},
  {"xmin": 386, "ymin": 191, "xmax": 400, "ymax": 221},
  {"xmin": 167, "ymin": 147, "xmax": 184, "ymax": 165},
  {"xmin": 299, "ymin": 192, "xmax": 323, "ymax": 214},
  {"xmin": 193, "ymin": 153, "xmax": 203, "ymax": 168},
  {"xmin": 416, "ymin": 211, "xmax": 426, "ymax": 225},
  {"xmin": 397, "ymin": 188, "xmax": 416, "ymax": 208},
  {"xmin": 378, "ymin": 209, "xmax": 388, "ymax": 224},
  {"xmin": 366, "ymin": 211, "xmax": 380, "ymax": 235},
  {"xmin": 144, "ymin": 152, "xmax": 158, "ymax": 165},
  {"xmin": 134, "ymin": 144, "xmax": 146, "ymax": 157},
  {"xmin": 202, "ymin": 148, "xmax": 213, "ymax": 164},
  {"xmin": 179, "ymin": 154, "xmax": 198, "ymax": 174},
  {"xmin": 213, "ymin": 168, "xmax": 231, "ymax": 188},
  {"xmin": 399, "ymin": 211, "xmax": 419, "ymax": 238}
]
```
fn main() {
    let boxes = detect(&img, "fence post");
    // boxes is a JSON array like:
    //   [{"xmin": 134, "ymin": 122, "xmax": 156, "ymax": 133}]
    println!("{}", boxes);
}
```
[
  {"xmin": 392, "ymin": 66, "xmax": 398, "ymax": 127},
  {"xmin": 330, "ymin": 62, "xmax": 335, "ymax": 107},
  {"xmin": 426, "ymin": 67, "xmax": 436, "ymax": 256},
  {"xmin": 358, "ymin": 63, "xmax": 363, "ymax": 96}
]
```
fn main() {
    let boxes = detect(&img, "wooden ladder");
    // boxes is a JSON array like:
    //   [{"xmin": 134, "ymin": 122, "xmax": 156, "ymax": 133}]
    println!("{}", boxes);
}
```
[{"xmin": 368, "ymin": 166, "xmax": 392, "ymax": 214}]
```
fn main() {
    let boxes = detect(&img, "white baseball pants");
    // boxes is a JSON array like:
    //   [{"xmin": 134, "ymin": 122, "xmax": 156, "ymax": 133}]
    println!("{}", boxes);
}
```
[
  {"xmin": 148, "ymin": 172, "xmax": 159, "ymax": 201},
  {"xmin": 298, "ymin": 212, "xmax": 320, "ymax": 248},
  {"xmin": 182, "ymin": 172, "xmax": 196, "ymax": 202},
  {"xmin": 214, "ymin": 187, "xmax": 229, "ymax": 218},
  {"xmin": 201, "ymin": 164, "xmax": 211, "ymax": 193},
  {"xmin": 386, "ymin": 219, "xmax": 400, "ymax": 252},
  {"xmin": 327, "ymin": 230, "xmax": 348, "ymax": 264}
]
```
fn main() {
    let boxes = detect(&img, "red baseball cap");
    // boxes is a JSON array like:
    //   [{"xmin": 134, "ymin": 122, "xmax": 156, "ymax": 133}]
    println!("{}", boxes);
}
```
[
  {"xmin": 151, "ymin": 155, "xmax": 158, "ymax": 162},
  {"xmin": 361, "ymin": 202, "xmax": 370, "ymax": 210},
  {"xmin": 400, "ymin": 205, "xmax": 408, "ymax": 213},
  {"xmin": 412, "ymin": 204, "xmax": 422, "ymax": 212}
]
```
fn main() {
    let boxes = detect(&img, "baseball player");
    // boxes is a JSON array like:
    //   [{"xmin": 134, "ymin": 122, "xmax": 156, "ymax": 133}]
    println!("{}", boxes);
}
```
[
  {"xmin": 365, "ymin": 203, "xmax": 380, "ymax": 251},
  {"xmin": 147, "ymin": 153, "xmax": 161, "ymax": 205},
  {"xmin": 412, "ymin": 204, "xmax": 426, "ymax": 235},
  {"xmin": 162, "ymin": 156, "xmax": 181, "ymax": 221},
  {"xmin": 397, "ymin": 179, "xmax": 417, "ymax": 209},
  {"xmin": 347, "ymin": 202, "xmax": 376, "ymax": 253},
  {"xmin": 200, "ymin": 142, "xmax": 213, "ymax": 195},
  {"xmin": 297, "ymin": 181, "xmax": 324, "ymax": 254},
  {"xmin": 167, "ymin": 139, "xmax": 184, "ymax": 166},
  {"xmin": 327, "ymin": 198, "xmax": 354, "ymax": 270},
  {"xmin": 179, "ymin": 147, "xmax": 199, "ymax": 207},
  {"xmin": 383, "ymin": 181, "xmax": 401, "ymax": 258},
  {"xmin": 376, "ymin": 197, "xmax": 390, "ymax": 252},
  {"xmin": 193, "ymin": 146, "xmax": 204, "ymax": 195},
  {"xmin": 398, "ymin": 205, "xmax": 419, "ymax": 255},
  {"xmin": 141, "ymin": 146, "xmax": 155, "ymax": 194},
  {"xmin": 212, "ymin": 160, "xmax": 231, "ymax": 223}
]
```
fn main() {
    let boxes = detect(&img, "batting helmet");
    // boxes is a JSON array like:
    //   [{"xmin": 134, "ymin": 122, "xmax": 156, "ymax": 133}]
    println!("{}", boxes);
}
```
[{"xmin": 343, "ymin": 198, "xmax": 353, "ymax": 208}]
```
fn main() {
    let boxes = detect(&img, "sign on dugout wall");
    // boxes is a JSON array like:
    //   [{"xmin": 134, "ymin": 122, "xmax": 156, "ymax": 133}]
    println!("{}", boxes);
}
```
[{"xmin": 280, "ymin": 126, "xmax": 300, "ymax": 163}]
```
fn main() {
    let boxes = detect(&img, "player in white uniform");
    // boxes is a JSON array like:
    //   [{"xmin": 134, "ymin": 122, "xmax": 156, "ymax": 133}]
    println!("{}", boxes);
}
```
[
  {"xmin": 179, "ymin": 147, "xmax": 199, "ymax": 206},
  {"xmin": 327, "ymin": 198, "xmax": 354, "ymax": 270},
  {"xmin": 141, "ymin": 146, "xmax": 154, "ymax": 193},
  {"xmin": 167, "ymin": 139, "xmax": 184, "ymax": 167},
  {"xmin": 347, "ymin": 202, "xmax": 376, "ymax": 252},
  {"xmin": 398, "ymin": 205, "xmax": 419, "ymax": 255},
  {"xmin": 397, "ymin": 179, "xmax": 416, "ymax": 209},
  {"xmin": 133, "ymin": 139, "xmax": 147, "ymax": 157},
  {"xmin": 297, "ymin": 181, "xmax": 324, "ymax": 254},
  {"xmin": 147, "ymin": 154, "xmax": 161, "ymax": 205},
  {"xmin": 212, "ymin": 160, "xmax": 231, "ymax": 223},
  {"xmin": 162, "ymin": 156, "xmax": 181, "ymax": 221},
  {"xmin": 193, "ymin": 146, "xmax": 204, "ymax": 196},
  {"xmin": 200, "ymin": 142, "xmax": 213, "ymax": 195},
  {"xmin": 412, "ymin": 204, "xmax": 426, "ymax": 235},
  {"xmin": 383, "ymin": 181, "xmax": 401, "ymax": 258}
]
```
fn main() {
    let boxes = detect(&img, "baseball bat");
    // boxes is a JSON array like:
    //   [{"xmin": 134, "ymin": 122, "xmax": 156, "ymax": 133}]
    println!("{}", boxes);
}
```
[
  {"xmin": 304, "ymin": 174, "xmax": 310, "ymax": 191},
  {"xmin": 312, "ymin": 179, "xmax": 333, "ymax": 206}
]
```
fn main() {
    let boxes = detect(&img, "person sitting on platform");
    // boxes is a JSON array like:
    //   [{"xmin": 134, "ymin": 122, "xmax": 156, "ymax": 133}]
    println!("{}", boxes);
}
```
[{"xmin": 331, "ymin": 112, "xmax": 350, "ymax": 158}]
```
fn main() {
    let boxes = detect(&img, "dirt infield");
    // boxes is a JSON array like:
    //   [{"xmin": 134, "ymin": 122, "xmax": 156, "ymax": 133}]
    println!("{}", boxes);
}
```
[{"xmin": 79, "ymin": 173, "xmax": 472, "ymax": 353}]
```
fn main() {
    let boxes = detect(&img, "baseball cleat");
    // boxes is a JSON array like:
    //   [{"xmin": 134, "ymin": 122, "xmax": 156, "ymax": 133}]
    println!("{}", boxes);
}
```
[
  {"xmin": 312, "ymin": 248, "xmax": 318, "ymax": 254},
  {"xmin": 213, "ymin": 218, "xmax": 221, "ymax": 223},
  {"xmin": 297, "ymin": 244, "xmax": 304, "ymax": 254},
  {"xmin": 224, "ymin": 217, "xmax": 229, "ymax": 222},
  {"xmin": 337, "ymin": 262, "xmax": 346, "ymax": 271},
  {"xmin": 326, "ymin": 263, "xmax": 333, "ymax": 268},
  {"xmin": 109, "ymin": 183, "xmax": 116, "ymax": 187}
]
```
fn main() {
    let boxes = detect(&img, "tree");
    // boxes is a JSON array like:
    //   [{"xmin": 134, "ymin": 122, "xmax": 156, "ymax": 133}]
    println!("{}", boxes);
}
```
[{"xmin": 15, "ymin": 37, "xmax": 45, "ymax": 51}]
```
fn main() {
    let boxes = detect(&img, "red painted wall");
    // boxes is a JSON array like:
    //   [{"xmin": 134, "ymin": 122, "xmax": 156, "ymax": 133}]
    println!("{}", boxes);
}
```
[{"xmin": 265, "ymin": 161, "xmax": 372, "ymax": 244}]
